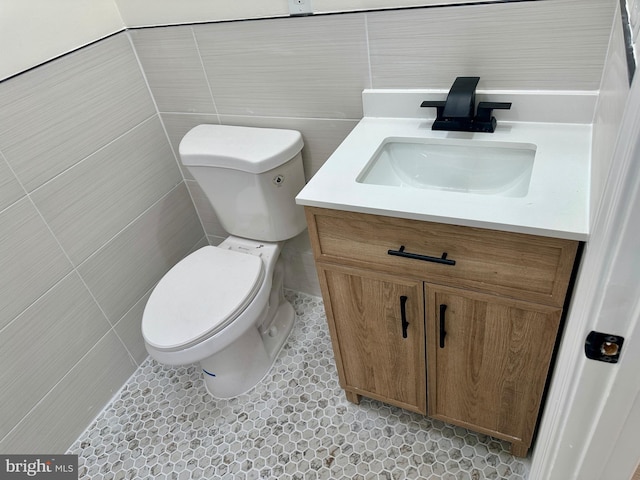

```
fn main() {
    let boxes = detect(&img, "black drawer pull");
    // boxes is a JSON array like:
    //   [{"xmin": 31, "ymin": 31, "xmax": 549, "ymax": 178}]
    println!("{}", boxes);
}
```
[
  {"xmin": 400, "ymin": 296, "xmax": 409, "ymax": 339},
  {"xmin": 439, "ymin": 304, "xmax": 447, "ymax": 348},
  {"xmin": 387, "ymin": 246, "xmax": 456, "ymax": 266}
]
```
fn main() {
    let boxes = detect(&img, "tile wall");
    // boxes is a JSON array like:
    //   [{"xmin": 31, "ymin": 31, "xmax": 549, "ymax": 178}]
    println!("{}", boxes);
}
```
[
  {"xmin": 0, "ymin": 33, "xmax": 206, "ymax": 453},
  {"xmin": 130, "ymin": 0, "xmax": 617, "ymax": 297},
  {"xmin": 0, "ymin": 0, "xmax": 620, "ymax": 454},
  {"xmin": 590, "ymin": 1, "xmax": 632, "ymax": 224}
]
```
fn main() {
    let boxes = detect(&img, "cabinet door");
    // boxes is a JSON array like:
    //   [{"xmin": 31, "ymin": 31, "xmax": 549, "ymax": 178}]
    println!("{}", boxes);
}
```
[
  {"xmin": 320, "ymin": 266, "xmax": 426, "ymax": 414},
  {"xmin": 426, "ymin": 285, "xmax": 561, "ymax": 452}
]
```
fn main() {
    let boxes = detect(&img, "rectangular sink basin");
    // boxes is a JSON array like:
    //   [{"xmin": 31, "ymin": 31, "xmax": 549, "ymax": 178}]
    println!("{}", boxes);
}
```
[{"xmin": 357, "ymin": 137, "xmax": 536, "ymax": 197}]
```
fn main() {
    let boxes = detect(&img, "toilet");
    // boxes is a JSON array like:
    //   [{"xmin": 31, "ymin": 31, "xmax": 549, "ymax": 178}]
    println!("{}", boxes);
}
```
[{"xmin": 142, "ymin": 124, "xmax": 307, "ymax": 399}]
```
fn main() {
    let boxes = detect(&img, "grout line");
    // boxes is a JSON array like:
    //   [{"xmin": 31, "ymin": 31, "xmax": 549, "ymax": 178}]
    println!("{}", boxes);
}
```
[
  {"xmin": 2, "ymin": 156, "xmax": 117, "ymax": 335},
  {"xmin": 0, "ymin": 328, "xmax": 128, "ymax": 447},
  {"xmin": 75, "ymin": 182, "xmax": 184, "ymax": 270},
  {"xmin": 157, "ymin": 111, "xmax": 364, "ymax": 122},
  {"xmin": 0, "ymin": 113, "xmax": 186, "ymax": 372},
  {"xmin": 64, "ymin": 357, "xmax": 152, "ymax": 453},
  {"xmin": 125, "ymin": 31, "xmax": 163, "ymax": 119},
  {"xmin": 190, "ymin": 26, "xmax": 222, "ymax": 122},
  {"xmin": 364, "ymin": 13, "xmax": 374, "ymax": 89},
  {"xmin": 125, "ymin": 28, "xmax": 212, "ymax": 239},
  {"xmin": 182, "ymin": 180, "xmax": 211, "ymax": 241},
  {"xmin": 0, "ymin": 270, "xmax": 76, "ymax": 337},
  {"xmin": 28, "ymin": 114, "xmax": 158, "ymax": 197},
  {"xmin": 0, "ymin": 150, "xmax": 27, "ymax": 216},
  {"xmin": 123, "ymin": 30, "xmax": 187, "ymax": 183},
  {"xmin": 26, "ymin": 191, "xmax": 116, "ymax": 326},
  {"xmin": 111, "ymin": 328, "xmax": 142, "ymax": 369}
]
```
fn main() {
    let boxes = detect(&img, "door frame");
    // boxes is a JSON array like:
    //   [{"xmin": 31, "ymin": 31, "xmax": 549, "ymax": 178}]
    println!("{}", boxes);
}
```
[{"xmin": 530, "ymin": 58, "xmax": 640, "ymax": 479}]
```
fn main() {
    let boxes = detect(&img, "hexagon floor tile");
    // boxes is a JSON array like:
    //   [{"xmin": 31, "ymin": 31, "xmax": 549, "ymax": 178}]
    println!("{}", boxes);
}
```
[{"xmin": 68, "ymin": 291, "xmax": 531, "ymax": 479}]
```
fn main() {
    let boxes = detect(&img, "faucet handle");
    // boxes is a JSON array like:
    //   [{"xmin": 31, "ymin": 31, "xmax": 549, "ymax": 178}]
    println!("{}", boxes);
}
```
[
  {"xmin": 476, "ymin": 102, "xmax": 512, "ymax": 122},
  {"xmin": 474, "ymin": 102, "xmax": 512, "ymax": 133},
  {"xmin": 420, "ymin": 100, "xmax": 446, "ymax": 118}
]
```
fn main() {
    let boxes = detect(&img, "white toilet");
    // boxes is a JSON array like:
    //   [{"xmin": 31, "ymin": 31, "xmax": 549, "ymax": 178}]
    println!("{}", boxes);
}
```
[{"xmin": 142, "ymin": 124, "xmax": 307, "ymax": 399}]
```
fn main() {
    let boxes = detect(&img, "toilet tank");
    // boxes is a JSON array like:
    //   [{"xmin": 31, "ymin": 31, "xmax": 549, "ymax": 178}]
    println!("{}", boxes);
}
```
[{"xmin": 179, "ymin": 124, "xmax": 307, "ymax": 242}]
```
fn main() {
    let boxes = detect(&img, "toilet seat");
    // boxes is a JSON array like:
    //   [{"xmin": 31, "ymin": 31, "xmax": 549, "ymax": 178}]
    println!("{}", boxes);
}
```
[{"xmin": 142, "ymin": 246, "xmax": 265, "ymax": 352}]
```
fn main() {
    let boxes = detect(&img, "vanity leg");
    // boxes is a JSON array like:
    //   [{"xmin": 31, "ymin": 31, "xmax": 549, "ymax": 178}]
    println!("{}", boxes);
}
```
[
  {"xmin": 510, "ymin": 442, "xmax": 529, "ymax": 458},
  {"xmin": 345, "ymin": 391, "xmax": 361, "ymax": 405}
]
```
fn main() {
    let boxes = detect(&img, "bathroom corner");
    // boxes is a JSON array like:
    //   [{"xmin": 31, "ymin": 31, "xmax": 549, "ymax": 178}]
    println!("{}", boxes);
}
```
[{"xmin": 1, "ymin": 0, "xmax": 635, "ymax": 478}]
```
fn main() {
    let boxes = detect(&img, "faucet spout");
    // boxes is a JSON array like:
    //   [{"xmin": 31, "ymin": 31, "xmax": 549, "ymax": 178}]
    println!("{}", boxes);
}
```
[
  {"xmin": 420, "ymin": 76, "xmax": 511, "ymax": 133},
  {"xmin": 442, "ymin": 76, "xmax": 479, "ymax": 119}
]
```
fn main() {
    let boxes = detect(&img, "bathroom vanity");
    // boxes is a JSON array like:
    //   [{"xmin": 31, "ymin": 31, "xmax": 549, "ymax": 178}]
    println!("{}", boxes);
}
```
[
  {"xmin": 304, "ymin": 206, "xmax": 578, "ymax": 457},
  {"xmin": 296, "ymin": 89, "xmax": 591, "ymax": 457}
]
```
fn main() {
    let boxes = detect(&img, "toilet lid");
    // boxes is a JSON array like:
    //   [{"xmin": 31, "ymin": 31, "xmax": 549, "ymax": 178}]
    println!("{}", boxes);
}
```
[{"xmin": 142, "ymin": 246, "xmax": 264, "ymax": 351}]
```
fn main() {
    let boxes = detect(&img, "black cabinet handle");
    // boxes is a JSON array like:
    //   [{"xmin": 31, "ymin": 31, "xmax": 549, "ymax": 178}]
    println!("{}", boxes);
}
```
[
  {"xmin": 439, "ymin": 304, "xmax": 447, "ymax": 348},
  {"xmin": 400, "ymin": 296, "xmax": 409, "ymax": 339},
  {"xmin": 388, "ymin": 246, "xmax": 456, "ymax": 266}
]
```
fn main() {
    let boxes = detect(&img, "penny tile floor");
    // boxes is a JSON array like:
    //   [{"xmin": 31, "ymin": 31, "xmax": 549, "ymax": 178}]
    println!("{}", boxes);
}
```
[{"xmin": 68, "ymin": 291, "xmax": 530, "ymax": 479}]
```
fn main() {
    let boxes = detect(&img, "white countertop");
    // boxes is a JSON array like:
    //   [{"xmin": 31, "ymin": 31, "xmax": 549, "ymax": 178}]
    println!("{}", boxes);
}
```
[{"xmin": 296, "ymin": 116, "xmax": 591, "ymax": 241}]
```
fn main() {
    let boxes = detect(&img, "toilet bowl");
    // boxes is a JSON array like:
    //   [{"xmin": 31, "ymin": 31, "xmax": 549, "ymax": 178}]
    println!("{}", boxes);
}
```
[{"xmin": 141, "ymin": 124, "xmax": 306, "ymax": 398}]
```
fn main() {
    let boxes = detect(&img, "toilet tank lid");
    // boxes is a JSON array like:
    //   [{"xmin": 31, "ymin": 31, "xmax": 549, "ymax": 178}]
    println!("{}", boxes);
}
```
[{"xmin": 179, "ymin": 124, "xmax": 304, "ymax": 174}]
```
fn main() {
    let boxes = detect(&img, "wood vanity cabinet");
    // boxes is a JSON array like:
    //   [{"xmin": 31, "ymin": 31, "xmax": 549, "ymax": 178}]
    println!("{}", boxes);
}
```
[
  {"xmin": 321, "ymin": 267, "xmax": 427, "ymax": 414},
  {"xmin": 305, "ymin": 206, "xmax": 579, "ymax": 457}
]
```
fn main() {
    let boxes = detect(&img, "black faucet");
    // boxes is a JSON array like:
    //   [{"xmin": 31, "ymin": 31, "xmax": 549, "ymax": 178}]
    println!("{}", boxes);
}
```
[
  {"xmin": 421, "ymin": 76, "xmax": 511, "ymax": 133},
  {"xmin": 442, "ymin": 76, "xmax": 479, "ymax": 119}
]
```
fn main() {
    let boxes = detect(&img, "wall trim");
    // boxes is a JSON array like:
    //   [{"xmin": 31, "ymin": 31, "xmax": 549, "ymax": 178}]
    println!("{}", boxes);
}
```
[
  {"xmin": 0, "ymin": 30, "xmax": 126, "ymax": 84},
  {"xmin": 1, "ymin": 0, "xmax": 535, "ymax": 84}
]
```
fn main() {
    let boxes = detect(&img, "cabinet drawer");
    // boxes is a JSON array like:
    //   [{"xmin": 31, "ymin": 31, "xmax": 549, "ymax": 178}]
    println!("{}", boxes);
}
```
[{"xmin": 305, "ymin": 207, "xmax": 578, "ymax": 306}]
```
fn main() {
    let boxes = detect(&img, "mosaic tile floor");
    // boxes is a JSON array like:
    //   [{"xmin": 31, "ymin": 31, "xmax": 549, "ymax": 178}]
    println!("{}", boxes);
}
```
[{"xmin": 68, "ymin": 291, "xmax": 531, "ymax": 479}]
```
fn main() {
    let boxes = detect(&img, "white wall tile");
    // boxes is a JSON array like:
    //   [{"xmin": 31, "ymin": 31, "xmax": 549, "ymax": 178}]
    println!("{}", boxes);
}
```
[
  {"xmin": 0, "ymin": 31, "xmax": 202, "ymax": 456},
  {"xmin": 0, "ymin": 34, "xmax": 156, "ymax": 192},
  {"xmin": 0, "ymin": 331, "xmax": 136, "ymax": 454},
  {"xmin": 114, "ymin": 290, "xmax": 153, "ymax": 366},
  {"xmin": 218, "ymin": 115, "xmax": 359, "ymax": 180},
  {"xmin": 282, "ymin": 231, "xmax": 321, "ymax": 296},
  {"xmin": 0, "ymin": 198, "xmax": 73, "ymax": 330},
  {"xmin": 367, "ymin": 0, "xmax": 615, "ymax": 90},
  {"xmin": 78, "ymin": 184, "xmax": 204, "ymax": 322},
  {"xmin": 130, "ymin": 26, "xmax": 217, "ymax": 114},
  {"xmin": 0, "ymin": 273, "xmax": 111, "ymax": 439},
  {"xmin": 185, "ymin": 180, "xmax": 226, "ymax": 238},
  {"xmin": 31, "ymin": 117, "xmax": 182, "ymax": 265},
  {"xmin": 194, "ymin": 14, "xmax": 370, "ymax": 119},
  {"xmin": 160, "ymin": 113, "xmax": 220, "ymax": 180},
  {"xmin": 0, "ymin": 152, "xmax": 25, "ymax": 211}
]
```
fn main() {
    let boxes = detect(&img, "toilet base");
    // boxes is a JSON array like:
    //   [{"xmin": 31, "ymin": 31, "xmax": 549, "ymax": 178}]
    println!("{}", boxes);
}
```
[{"xmin": 200, "ymin": 298, "xmax": 295, "ymax": 399}]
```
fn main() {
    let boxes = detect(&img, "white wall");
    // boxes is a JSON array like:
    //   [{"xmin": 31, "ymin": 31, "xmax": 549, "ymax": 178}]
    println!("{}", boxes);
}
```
[
  {"xmin": 529, "ymin": 3, "xmax": 632, "ymax": 478},
  {"xmin": 0, "ymin": 0, "xmax": 124, "ymax": 80},
  {"xmin": 590, "ymin": 2, "xmax": 632, "ymax": 226},
  {"xmin": 0, "ymin": 0, "xmax": 512, "ymax": 80},
  {"xmin": 114, "ymin": 0, "xmax": 482, "ymax": 26}
]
